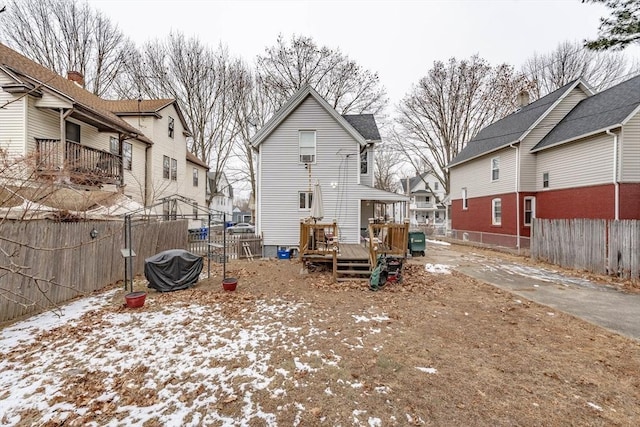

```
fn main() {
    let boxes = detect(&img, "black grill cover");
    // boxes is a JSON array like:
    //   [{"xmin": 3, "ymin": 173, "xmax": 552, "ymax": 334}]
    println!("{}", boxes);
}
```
[{"xmin": 144, "ymin": 249, "xmax": 203, "ymax": 292}]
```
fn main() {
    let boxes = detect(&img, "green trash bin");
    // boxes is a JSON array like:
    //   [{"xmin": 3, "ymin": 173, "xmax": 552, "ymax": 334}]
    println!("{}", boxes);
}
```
[{"xmin": 408, "ymin": 231, "xmax": 426, "ymax": 257}]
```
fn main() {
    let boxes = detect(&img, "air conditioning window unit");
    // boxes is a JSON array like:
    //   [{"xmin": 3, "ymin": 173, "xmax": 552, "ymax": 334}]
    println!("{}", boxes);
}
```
[{"xmin": 300, "ymin": 154, "xmax": 315, "ymax": 163}]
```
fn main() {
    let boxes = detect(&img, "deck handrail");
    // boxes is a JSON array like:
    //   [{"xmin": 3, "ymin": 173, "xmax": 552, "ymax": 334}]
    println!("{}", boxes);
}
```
[
  {"xmin": 367, "ymin": 219, "xmax": 410, "ymax": 265},
  {"xmin": 299, "ymin": 220, "xmax": 338, "ymax": 256}
]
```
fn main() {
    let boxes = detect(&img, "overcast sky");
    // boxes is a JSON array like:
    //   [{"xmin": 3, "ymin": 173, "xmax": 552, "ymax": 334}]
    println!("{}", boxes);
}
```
[{"xmin": 86, "ymin": 0, "xmax": 638, "ymax": 107}]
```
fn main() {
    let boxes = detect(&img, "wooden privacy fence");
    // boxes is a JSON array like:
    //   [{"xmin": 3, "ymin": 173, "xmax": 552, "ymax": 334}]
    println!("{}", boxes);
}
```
[
  {"xmin": 531, "ymin": 218, "xmax": 640, "ymax": 279},
  {"xmin": 0, "ymin": 219, "xmax": 188, "ymax": 323}
]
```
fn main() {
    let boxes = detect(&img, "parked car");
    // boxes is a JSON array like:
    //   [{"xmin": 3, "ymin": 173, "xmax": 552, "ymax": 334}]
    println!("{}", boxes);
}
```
[{"xmin": 227, "ymin": 223, "xmax": 255, "ymax": 234}]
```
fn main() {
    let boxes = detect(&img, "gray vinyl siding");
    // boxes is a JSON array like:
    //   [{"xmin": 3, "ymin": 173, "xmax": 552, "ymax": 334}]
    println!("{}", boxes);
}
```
[
  {"xmin": 520, "ymin": 88, "xmax": 588, "ymax": 192},
  {"xmin": 26, "ymin": 97, "xmax": 60, "ymax": 153},
  {"xmin": 0, "ymin": 73, "xmax": 27, "ymax": 155},
  {"xmin": 536, "ymin": 133, "xmax": 613, "ymax": 191},
  {"xmin": 259, "ymin": 95, "xmax": 361, "ymax": 247},
  {"xmin": 621, "ymin": 112, "xmax": 640, "ymax": 182},
  {"xmin": 450, "ymin": 147, "xmax": 517, "ymax": 200}
]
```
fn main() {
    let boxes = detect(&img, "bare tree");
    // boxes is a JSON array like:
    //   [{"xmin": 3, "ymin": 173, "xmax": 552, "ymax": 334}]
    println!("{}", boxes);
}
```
[
  {"xmin": 114, "ymin": 32, "xmax": 248, "ymax": 196},
  {"xmin": 257, "ymin": 34, "xmax": 388, "ymax": 114},
  {"xmin": 373, "ymin": 142, "xmax": 403, "ymax": 193},
  {"xmin": 395, "ymin": 56, "xmax": 530, "ymax": 195},
  {"xmin": 0, "ymin": 0, "xmax": 135, "ymax": 97},
  {"xmin": 522, "ymin": 40, "xmax": 636, "ymax": 98}
]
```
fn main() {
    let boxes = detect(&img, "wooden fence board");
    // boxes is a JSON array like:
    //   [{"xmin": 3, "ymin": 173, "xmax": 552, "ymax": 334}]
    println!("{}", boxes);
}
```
[{"xmin": 0, "ymin": 219, "xmax": 190, "ymax": 323}]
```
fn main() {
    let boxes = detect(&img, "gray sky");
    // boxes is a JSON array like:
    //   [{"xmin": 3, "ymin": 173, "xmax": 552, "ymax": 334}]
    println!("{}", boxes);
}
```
[{"xmin": 86, "ymin": 0, "xmax": 638, "ymax": 106}]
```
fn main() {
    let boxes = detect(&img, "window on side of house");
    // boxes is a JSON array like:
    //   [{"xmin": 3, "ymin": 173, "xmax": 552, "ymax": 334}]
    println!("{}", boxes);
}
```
[
  {"xmin": 171, "ymin": 158, "xmax": 177, "ymax": 181},
  {"xmin": 168, "ymin": 116, "xmax": 175, "ymax": 139},
  {"xmin": 163, "ymin": 200, "xmax": 170, "ymax": 220},
  {"xmin": 299, "ymin": 130, "xmax": 316, "ymax": 164},
  {"xmin": 491, "ymin": 157, "xmax": 500, "ymax": 181},
  {"xmin": 163, "ymin": 156, "xmax": 170, "ymax": 179},
  {"xmin": 434, "ymin": 182, "xmax": 439, "ymax": 191},
  {"xmin": 65, "ymin": 121, "xmax": 81, "ymax": 143},
  {"xmin": 299, "ymin": 191, "xmax": 313, "ymax": 210},
  {"xmin": 193, "ymin": 168, "xmax": 198, "ymax": 186},
  {"xmin": 193, "ymin": 203, "xmax": 198, "ymax": 219},
  {"xmin": 524, "ymin": 196, "xmax": 535, "ymax": 227},
  {"xmin": 360, "ymin": 150, "xmax": 368, "ymax": 174},
  {"xmin": 462, "ymin": 187, "xmax": 468, "ymax": 210},
  {"xmin": 122, "ymin": 142, "xmax": 132, "ymax": 171},
  {"xmin": 110, "ymin": 137, "xmax": 119, "ymax": 154},
  {"xmin": 543, "ymin": 172, "xmax": 549, "ymax": 188},
  {"xmin": 492, "ymin": 198, "xmax": 502, "ymax": 226}
]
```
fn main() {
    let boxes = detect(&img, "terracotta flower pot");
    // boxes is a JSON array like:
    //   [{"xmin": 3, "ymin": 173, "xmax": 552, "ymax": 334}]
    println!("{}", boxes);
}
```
[
  {"xmin": 125, "ymin": 291, "xmax": 146, "ymax": 308},
  {"xmin": 222, "ymin": 277, "xmax": 237, "ymax": 291}
]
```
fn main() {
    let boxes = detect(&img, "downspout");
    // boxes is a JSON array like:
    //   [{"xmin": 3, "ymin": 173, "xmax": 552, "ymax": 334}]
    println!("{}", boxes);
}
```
[
  {"xmin": 606, "ymin": 129, "xmax": 619, "ymax": 220},
  {"xmin": 510, "ymin": 143, "xmax": 520, "ymax": 250}
]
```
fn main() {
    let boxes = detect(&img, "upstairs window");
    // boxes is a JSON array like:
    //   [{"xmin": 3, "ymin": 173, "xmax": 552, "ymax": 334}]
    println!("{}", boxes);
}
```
[
  {"xmin": 543, "ymin": 172, "xmax": 549, "ymax": 188},
  {"xmin": 299, "ymin": 191, "xmax": 313, "ymax": 209},
  {"xmin": 163, "ymin": 156, "xmax": 170, "ymax": 179},
  {"xmin": 65, "ymin": 121, "xmax": 81, "ymax": 143},
  {"xmin": 360, "ymin": 151, "xmax": 368, "ymax": 174},
  {"xmin": 491, "ymin": 157, "xmax": 500, "ymax": 181},
  {"xmin": 168, "ymin": 116, "xmax": 175, "ymax": 139},
  {"xmin": 299, "ymin": 131, "xmax": 316, "ymax": 163},
  {"xmin": 193, "ymin": 167, "xmax": 198, "ymax": 186},
  {"xmin": 492, "ymin": 198, "xmax": 502, "ymax": 226},
  {"xmin": 434, "ymin": 182, "xmax": 439, "ymax": 191},
  {"xmin": 171, "ymin": 158, "xmax": 177, "ymax": 181},
  {"xmin": 110, "ymin": 137, "xmax": 119, "ymax": 155}
]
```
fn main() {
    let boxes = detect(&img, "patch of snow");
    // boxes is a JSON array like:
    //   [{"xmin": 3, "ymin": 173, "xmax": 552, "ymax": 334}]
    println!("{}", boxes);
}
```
[
  {"xmin": 368, "ymin": 417, "xmax": 382, "ymax": 426},
  {"xmin": 416, "ymin": 367, "xmax": 437, "ymax": 374},
  {"xmin": 426, "ymin": 239, "xmax": 450, "ymax": 246},
  {"xmin": 352, "ymin": 314, "xmax": 390, "ymax": 323},
  {"xmin": 425, "ymin": 263, "xmax": 451, "ymax": 274},
  {"xmin": 375, "ymin": 386, "xmax": 390, "ymax": 394},
  {"xmin": 587, "ymin": 402, "xmax": 603, "ymax": 411}
]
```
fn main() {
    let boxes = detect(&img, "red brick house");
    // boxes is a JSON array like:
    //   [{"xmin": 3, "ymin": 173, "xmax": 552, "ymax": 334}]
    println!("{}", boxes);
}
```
[{"xmin": 448, "ymin": 75, "xmax": 640, "ymax": 248}]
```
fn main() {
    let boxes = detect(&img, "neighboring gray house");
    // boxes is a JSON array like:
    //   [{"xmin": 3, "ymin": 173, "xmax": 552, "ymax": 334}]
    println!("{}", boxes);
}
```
[
  {"xmin": 251, "ymin": 85, "xmax": 408, "ymax": 256},
  {"xmin": 400, "ymin": 172, "xmax": 448, "ymax": 225}
]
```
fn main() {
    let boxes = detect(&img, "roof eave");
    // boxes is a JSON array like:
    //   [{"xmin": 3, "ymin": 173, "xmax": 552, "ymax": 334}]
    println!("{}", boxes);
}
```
[
  {"xmin": 530, "ymin": 124, "xmax": 622, "ymax": 153},
  {"xmin": 449, "ymin": 140, "xmax": 520, "ymax": 168}
]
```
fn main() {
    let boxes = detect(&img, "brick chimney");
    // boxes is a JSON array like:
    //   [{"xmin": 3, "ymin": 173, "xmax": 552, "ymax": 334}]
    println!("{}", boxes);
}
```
[{"xmin": 67, "ymin": 71, "xmax": 85, "ymax": 88}]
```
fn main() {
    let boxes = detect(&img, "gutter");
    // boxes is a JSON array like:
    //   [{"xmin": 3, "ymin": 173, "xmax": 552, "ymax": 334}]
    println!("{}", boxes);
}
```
[
  {"xmin": 606, "ymin": 129, "xmax": 619, "ymax": 220},
  {"xmin": 510, "ymin": 142, "xmax": 520, "ymax": 250}
]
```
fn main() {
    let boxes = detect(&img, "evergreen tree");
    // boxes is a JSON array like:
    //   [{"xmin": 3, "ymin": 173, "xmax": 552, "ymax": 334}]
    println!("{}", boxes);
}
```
[{"xmin": 585, "ymin": 0, "xmax": 640, "ymax": 50}]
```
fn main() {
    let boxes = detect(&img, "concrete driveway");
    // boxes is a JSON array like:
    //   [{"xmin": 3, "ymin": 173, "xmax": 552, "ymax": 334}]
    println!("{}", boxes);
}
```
[{"xmin": 423, "ymin": 241, "xmax": 640, "ymax": 341}]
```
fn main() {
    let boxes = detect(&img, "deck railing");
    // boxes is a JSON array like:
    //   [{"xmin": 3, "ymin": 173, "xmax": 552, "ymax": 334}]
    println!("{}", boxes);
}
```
[
  {"xmin": 299, "ymin": 220, "xmax": 339, "ymax": 255},
  {"xmin": 367, "ymin": 219, "xmax": 410, "ymax": 265},
  {"xmin": 36, "ymin": 139, "xmax": 122, "ymax": 185}
]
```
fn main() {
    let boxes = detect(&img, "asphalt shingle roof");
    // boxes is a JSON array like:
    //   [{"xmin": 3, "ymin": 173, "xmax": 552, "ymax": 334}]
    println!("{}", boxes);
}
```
[
  {"xmin": 105, "ymin": 99, "xmax": 174, "ymax": 114},
  {"xmin": 342, "ymin": 114, "xmax": 381, "ymax": 141},
  {"xmin": 0, "ymin": 42, "xmax": 149, "ymax": 142},
  {"xmin": 532, "ymin": 75, "xmax": 640, "ymax": 151},
  {"xmin": 449, "ymin": 79, "xmax": 581, "ymax": 167},
  {"xmin": 400, "ymin": 172, "xmax": 428, "ymax": 193}
]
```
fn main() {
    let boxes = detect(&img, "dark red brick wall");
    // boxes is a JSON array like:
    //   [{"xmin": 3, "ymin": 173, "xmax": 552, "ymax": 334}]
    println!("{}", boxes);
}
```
[
  {"xmin": 451, "ymin": 192, "xmax": 517, "ymax": 236},
  {"xmin": 620, "ymin": 183, "xmax": 640, "ymax": 219},
  {"xmin": 536, "ymin": 184, "xmax": 615, "ymax": 219}
]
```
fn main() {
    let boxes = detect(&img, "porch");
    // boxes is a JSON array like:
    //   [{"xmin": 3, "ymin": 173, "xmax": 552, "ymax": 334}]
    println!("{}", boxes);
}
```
[
  {"xmin": 300, "ymin": 219, "xmax": 409, "ymax": 282},
  {"xmin": 35, "ymin": 138, "xmax": 122, "ymax": 186}
]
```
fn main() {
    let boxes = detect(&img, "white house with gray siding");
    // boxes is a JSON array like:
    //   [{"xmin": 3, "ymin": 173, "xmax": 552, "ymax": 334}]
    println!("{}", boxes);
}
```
[{"xmin": 251, "ymin": 85, "xmax": 408, "ymax": 256}]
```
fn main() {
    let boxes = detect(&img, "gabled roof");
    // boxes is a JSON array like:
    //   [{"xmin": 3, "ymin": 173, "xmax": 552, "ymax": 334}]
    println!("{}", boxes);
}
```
[
  {"xmin": 342, "ymin": 114, "xmax": 381, "ymax": 141},
  {"xmin": 186, "ymin": 152, "xmax": 209, "ymax": 169},
  {"xmin": 400, "ymin": 172, "xmax": 428, "ymax": 193},
  {"xmin": 251, "ymin": 85, "xmax": 374, "ymax": 148},
  {"xmin": 449, "ymin": 79, "xmax": 590, "ymax": 167},
  {"xmin": 0, "ymin": 43, "xmax": 151, "ymax": 144},
  {"xmin": 106, "ymin": 98, "xmax": 192, "ymax": 136},
  {"xmin": 206, "ymin": 171, "xmax": 233, "ymax": 197},
  {"xmin": 532, "ymin": 74, "xmax": 640, "ymax": 152}
]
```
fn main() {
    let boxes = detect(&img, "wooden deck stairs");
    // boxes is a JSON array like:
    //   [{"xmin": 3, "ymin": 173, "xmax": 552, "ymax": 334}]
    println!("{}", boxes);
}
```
[{"xmin": 335, "ymin": 257, "xmax": 371, "ymax": 282}]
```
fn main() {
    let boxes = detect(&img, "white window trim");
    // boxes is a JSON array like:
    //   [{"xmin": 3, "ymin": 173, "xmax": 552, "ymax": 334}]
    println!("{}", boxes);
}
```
[
  {"xmin": 462, "ymin": 187, "xmax": 468, "ymax": 210},
  {"xmin": 299, "ymin": 130, "xmax": 316, "ymax": 164},
  {"xmin": 542, "ymin": 172, "xmax": 549, "ymax": 189},
  {"xmin": 524, "ymin": 196, "xmax": 535, "ymax": 227},
  {"xmin": 298, "ymin": 191, "xmax": 313, "ymax": 210},
  {"xmin": 491, "ymin": 157, "xmax": 500, "ymax": 182},
  {"xmin": 492, "ymin": 198, "xmax": 502, "ymax": 226}
]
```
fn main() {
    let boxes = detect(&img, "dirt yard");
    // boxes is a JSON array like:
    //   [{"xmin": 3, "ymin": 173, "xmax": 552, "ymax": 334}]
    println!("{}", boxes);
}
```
[{"xmin": 2, "ymin": 246, "xmax": 640, "ymax": 426}]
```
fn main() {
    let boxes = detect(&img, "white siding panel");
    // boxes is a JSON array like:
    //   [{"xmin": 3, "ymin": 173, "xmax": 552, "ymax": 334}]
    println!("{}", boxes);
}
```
[
  {"xmin": 259, "ymin": 95, "xmax": 361, "ymax": 246},
  {"xmin": 621, "ymin": 112, "xmax": 640, "ymax": 182},
  {"xmin": 0, "ymin": 75, "xmax": 26, "ymax": 156},
  {"xmin": 450, "ymin": 147, "xmax": 517, "ymax": 200},
  {"xmin": 536, "ymin": 134, "xmax": 613, "ymax": 190},
  {"xmin": 27, "ymin": 98, "xmax": 60, "ymax": 153},
  {"xmin": 520, "ymin": 88, "xmax": 588, "ymax": 192},
  {"xmin": 122, "ymin": 141, "xmax": 148, "ymax": 205}
]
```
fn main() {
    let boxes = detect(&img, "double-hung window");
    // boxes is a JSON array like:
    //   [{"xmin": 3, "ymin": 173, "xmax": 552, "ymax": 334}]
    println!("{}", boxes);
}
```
[
  {"xmin": 122, "ymin": 142, "xmax": 132, "ymax": 171},
  {"xmin": 360, "ymin": 150, "xmax": 368, "ymax": 174},
  {"xmin": 299, "ymin": 191, "xmax": 313, "ymax": 209},
  {"xmin": 542, "ymin": 172, "xmax": 549, "ymax": 188},
  {"xmin": 462, "ymin": 187, "xmax": 468, "ymax": 210},
  {"xmin": 168, "ymin": 116, "xmax": 175, "ymax": 138},
  {"xmin": 193, "ymin": 168, "xmax": 198, "ymax": 186},
  {"xmin": 171, "ymin": 158, "xmax": 177, "ymax": 181},
  {"xmin": 524, "ymin": 197, "xmax": 535, "ymax": 226},
  {"xmin": 299, "ymin": 131, "xmax": 316, "ymax": 163},
  {"xmin": 491, "ymin": 157, "xmax": 500, "ymax": 181},
  {"xmin": 163, "ymin": 156, "xmax": 170, "ymax": 179},
  {"xmin": 492, "ymin": 198, "xmax": 502, "ymax": 226}
]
